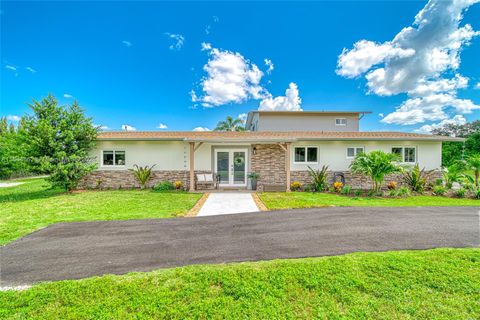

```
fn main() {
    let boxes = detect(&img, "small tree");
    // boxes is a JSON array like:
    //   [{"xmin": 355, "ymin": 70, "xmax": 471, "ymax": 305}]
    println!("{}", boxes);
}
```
[
  {"xmin": 350, "ymin": 151, "xmax": 402, "ymax": 192},
  {"xmin": 466, "ymin": 154, "xmax": 480, "ymax": 187},
  {"xmin": 23, "ymin": 95, "xmax": 98, "ymax": 191},
  {"xmin": 214, "ymin": 116, "xmax": 245, "ymax": 132}
]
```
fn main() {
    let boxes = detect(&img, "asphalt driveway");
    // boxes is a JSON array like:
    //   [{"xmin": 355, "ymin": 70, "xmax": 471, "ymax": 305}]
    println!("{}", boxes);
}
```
[{"xmin": 1, "ymin": 206, "xmax": 479, "ymax": 287}]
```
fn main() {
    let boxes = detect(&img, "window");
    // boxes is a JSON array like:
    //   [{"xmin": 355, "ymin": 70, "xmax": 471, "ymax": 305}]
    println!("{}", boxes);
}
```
[
  {"xmin": 391, "ymin": 147, "xmax": 416, "ymax": 163},
  {"xmin": 294, "ymin": 147, "xmax": 318, "ymax": 163},
  {"xmin": 335, "ymin": 118, "xmax": 347, "ymax": 126},
  {"xmin": 102, "ymin": 150, "xmax": 126, "ymax": 166},
  {"xmin": 346, "ymin": 147, "xmax": 364, "ymax": 159}
]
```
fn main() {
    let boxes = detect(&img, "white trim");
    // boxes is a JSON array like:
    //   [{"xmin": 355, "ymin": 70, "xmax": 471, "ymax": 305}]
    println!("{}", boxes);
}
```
[
  {"xmin": 335, "ymin": 118, "xmax": 347, "ymax": 126},
  {"xmin": 100, "ymin": 150, "xmax": 126, "ymax": 168},
  {"xmin": 346, "ymin": 146, "xmax": 364, "ymax": 159},
  {"xmin": 214, "ymin": 148, "xmax": 248, "ymax": 187},
  {"xmin": 391, "ymin": 146, "xmax": 417, "ymax": 164},
  {"xmin": 293, "ymin": 146, "xmax": 319, "ymax": 164}
]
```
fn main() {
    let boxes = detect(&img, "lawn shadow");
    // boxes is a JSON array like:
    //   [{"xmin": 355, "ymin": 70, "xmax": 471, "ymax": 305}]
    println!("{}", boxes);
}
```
[{"xmin": 0, "ymin": 186, "xmax": 65, "ymax": 203}]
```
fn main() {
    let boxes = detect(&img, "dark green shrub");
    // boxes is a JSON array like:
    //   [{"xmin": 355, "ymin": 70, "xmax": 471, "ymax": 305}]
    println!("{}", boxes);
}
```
[
  {"xmin": 473, "ymin": 188, "xmax": 480, "ymax": 199},
  {"xmin": 396, "ymin": 186, "xmax": 411, "ymax": 197},
  {"xmin": 402, "ymin": 164, "xmax": 430, "ymax": 193},
  {"xmin": 354, "ymin": 189, "xmax": 363, "ymax": 197},
  {"xmin": 153, "ymin": 181, "xmax": 174, "ymax": 191}
]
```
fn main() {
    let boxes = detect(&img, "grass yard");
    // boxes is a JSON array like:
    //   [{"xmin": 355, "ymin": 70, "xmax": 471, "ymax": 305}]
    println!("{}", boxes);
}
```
[
  {"xmin": 259, "ymin": 191, "xmax": 480, "ymax": 210},
  {"xmin": 1, "ymin": 248, "xmax": 479, "ymax": 319},
  {"xmin": 0, "ymin": 178, "xmax": 202, "ymax": 245}
]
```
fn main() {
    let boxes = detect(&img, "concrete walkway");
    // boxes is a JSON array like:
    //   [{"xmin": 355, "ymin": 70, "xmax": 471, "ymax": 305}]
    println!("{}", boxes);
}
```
[{"xmin": 197, "ymin": 193, "xmax": 259, "ymax": 216}]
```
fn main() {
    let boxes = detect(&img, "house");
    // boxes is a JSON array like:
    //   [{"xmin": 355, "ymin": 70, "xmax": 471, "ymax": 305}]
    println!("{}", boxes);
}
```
[{"xmin": 80, "ymin": 110, "xmax": 463, "ymax": 191}]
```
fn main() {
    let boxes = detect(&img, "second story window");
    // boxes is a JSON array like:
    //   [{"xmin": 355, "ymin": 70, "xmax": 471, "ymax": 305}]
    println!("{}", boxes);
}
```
[
  {"xmin": 335, "ymin": 118, "xmax": 347, "ymax": 126},
  {"xmin": 102, "ymin": 150, "xmax": 126, "ymax": 166}
]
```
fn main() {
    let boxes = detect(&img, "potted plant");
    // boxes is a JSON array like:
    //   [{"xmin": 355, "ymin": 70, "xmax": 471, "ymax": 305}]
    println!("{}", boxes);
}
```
[{"xmin": 247, "ymin": 172, "xmax": 260, "ymax": 190}]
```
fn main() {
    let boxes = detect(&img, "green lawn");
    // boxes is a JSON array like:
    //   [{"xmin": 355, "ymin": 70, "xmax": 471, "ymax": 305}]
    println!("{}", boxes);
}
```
[
  {"xmin": 259, "ymin": 191, "xmax": 480, "ymax": 210},
  {"xmin": 1, "ymin": 248, "xmax": 478, "ymax": 319},
  {"xmin": 0, "ymin": 178, "xmax": 202, "ymax": 245}
]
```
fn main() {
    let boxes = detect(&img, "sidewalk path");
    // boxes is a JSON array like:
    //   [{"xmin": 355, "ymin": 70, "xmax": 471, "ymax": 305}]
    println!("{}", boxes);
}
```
[{"xmin": 197, "ymin": 193, "xmax": 259, "ymax": 216}]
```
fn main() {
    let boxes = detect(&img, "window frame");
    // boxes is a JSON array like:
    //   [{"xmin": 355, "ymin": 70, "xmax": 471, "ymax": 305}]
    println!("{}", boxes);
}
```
[
  {"xmin": 101, "ymin": 150, "xmax": 126, "ymax": 167},
  {"xmin": 335, "ymin": 118, "xmax": 347, "ymax": 126},
  {"xmin": 293, "ymin": 146, "xmax": 319, "ymax": 164},
  {"xmin": 391, "ymin": 146, "xmax": 417, "ymax": 164},
  {"xmin": 346, "ymin": 146, "xmax": 365, "ymax": 159}
]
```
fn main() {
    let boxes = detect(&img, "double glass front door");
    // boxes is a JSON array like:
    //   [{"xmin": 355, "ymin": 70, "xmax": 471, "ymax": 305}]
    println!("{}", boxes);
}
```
[{"xmin": 215, "ymin": 149, "xmax": 248, "ymax": 187}]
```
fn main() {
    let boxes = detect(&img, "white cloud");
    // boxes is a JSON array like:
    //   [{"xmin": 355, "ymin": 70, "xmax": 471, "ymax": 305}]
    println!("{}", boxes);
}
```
[
  {"xmin": 415, "ymin": 115, "xmax": 467, "ymax": 133},
  {"xmin": 5, "ymin": 65, "xmax": 16, "ymax": 71},
  {"xmin": 475, "ymin": 82, "xmax": 480, "ymax": 89},
  {"xmin": 25, "ymin": 66, "xmax": 36, "ymax": 73},
  {"xmin": 7, "ymin": 115, "xmax": 21, "ymax": 122},
  {"xmin": 205, "ymin": 25, "xmax": 211, "ymax": 35},
  {"xmin": 213, "ymin": 16, "xmax": 219, "ymax": 23},
  {"xmin": 238, "ymin": 113, "xmax": 248, "ymax": 123},
  {"xmin": 192, "ymin": 126, "xmax": 210, "ymax": 132},
  {"xmin": 201, "ymin": 42, "xmax": 212, "ymax": 51},
  {"xmin": 165, "ymin": 33, "xmax": 184, "ymax": 50},
  {"xmin": 121, "ymin": 124, "xmax": 136, "ymax": 131},
  {"xmin": 193, "ymin": 46, "xmax": 267, "ymax": 107},
  {"xmin": 378, "ymin": 113, "xmax": 384, "ymax": 118},
  {"xmin": 157, "ymin": 123, "xmax": 168, "ymax": 129},
  {"xmin": 259, "ymin": 82, "xmax": 302, "ymax": 111},
  {"xmin": 337, "ymin": 0, "xmax": 480, "ymax": 125},
  {"xmin": 264, "ymin": 59, "xmax": 274, "ymax": 74},
  {"xmin": 122, "ymin": 40, "xmax": 132, "ymax": 47},
  {"xmin": 63, "ymin": 93, "xmax": 73, "ymax": 99},
  {"xmin": 382, "ymin": 93, "xmax": 479, "ymax": 125}
]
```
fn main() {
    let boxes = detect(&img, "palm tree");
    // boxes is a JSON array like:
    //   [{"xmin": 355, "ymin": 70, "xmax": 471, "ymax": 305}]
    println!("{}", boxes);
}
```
[
  {"xmin": 350, "ymin": 150, "xmax": 402, "ymax": 192},
  {"xmin": 214, "ymin": 116, "xmax": 245, "ymax": 132},
  {"xmin": 466, "ymin": 154, "xmax": 480, "ymax": 187}
]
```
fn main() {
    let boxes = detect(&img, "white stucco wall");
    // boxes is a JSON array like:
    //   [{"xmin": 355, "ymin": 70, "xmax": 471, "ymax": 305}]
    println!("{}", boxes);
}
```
[
  {"xmin": 256, "ymin": 113, "xmax": 360, "ymax": 132},
  {"xmin": 92, "ymin": 140, "xmax": 442, "ymax": 172},
  {"xmin": 290, "ymin": 140, "xmax": 442, "ymax": 171}
]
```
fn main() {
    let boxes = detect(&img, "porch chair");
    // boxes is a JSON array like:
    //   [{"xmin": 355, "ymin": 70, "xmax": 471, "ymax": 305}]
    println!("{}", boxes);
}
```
[{"xmin": 195, "ymin": 173, "xmax": 219, "ymax": 190}]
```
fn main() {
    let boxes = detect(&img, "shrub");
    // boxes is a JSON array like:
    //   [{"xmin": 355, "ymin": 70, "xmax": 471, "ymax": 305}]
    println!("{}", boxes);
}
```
[
  {"xmin": 396, "ymin": 186, "xmax": 411, "ymax": 197},
  {"xmin": 354, "ymin": 189, "xmax": 363, "ymax": 197},
  {"xmin": 307, "ymin": 165, "xmax": 329, "ymax": 192},
  {"xmin": 433, "ymin": 185, "xmax": 446, "ymax": 196},
  {"xmin": 350, "ymin": 151, "xmax": 402, "ymax": 192},
  {"xmin": 466, "ymin": 154, "xmax": 480, "ymax": 188},
  {"xmin": 174, "ymin": 180, "xmax": 184, "ymax": 190},
  {"xmin": 435, "ymin": 178, "xmax": 443, "ymax": 186},
  {"xmin": 473, "ymin": 188, "xmax": 480, "ymax": 199},
  {"xmin": 290, "ymin": 181, "xmax": 303, "ymax": 191},
  {"xmin": 153, "ymin": 181, "xmax": 174, "ymax": 191},
  {"xmin": 341, "ymin": 185, "xmax": 351, "ymax": 195},
  {"xmin": 367, "ymin": 189, "xmax": 384, "ymax": 197},
  {"xmin": 130, "ymin": 164, "xmax": 155, "ymax": 189},
  {"xmin": 387, "ymin": 181, "xmax": 397, "ymax": 190},
  {"xmin": 303, "ymin": 184, "xmax": 313, "ymax": 192},
  {"xmin": 333, "ymin": 181, "xmax": 343, "ymax": 192},
  {"xmin": 455, "ymin": 188, "xmax": 466, "ymax": 198},
  {"xmin": 402, "ymin": 164, "xmax": 430, "ymax": 193},
  {"xmin": 388, "ymin": 189, "xmax": 398, "ymax": 197}
]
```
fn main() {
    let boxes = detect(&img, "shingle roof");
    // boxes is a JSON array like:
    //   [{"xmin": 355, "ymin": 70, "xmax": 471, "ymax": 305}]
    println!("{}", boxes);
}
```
[{"xmin": 97, "ymin": 131, "xmax": 464, "ymax": 142}]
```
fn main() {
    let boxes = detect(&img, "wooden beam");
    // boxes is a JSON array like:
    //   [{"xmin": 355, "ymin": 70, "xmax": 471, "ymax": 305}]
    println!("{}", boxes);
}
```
[
  {"xmin": 285, "ymin": 142, "xmax": 291, "ymax": 192},
  {"xmin": 194, "ymin": 142, "xmax": 204, "ymax": 152},
  {"xmin": 278, "ymin": 143, "xmax": 287, "ymax": 152},
  {"xmin": 189, "ymin": 142, "xmax": 195, "ymax": 191}
]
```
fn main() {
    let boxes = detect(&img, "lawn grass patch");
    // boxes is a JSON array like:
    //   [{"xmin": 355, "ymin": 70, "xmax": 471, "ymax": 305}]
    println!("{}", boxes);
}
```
[
  {"xmin": 259, "ymin": 192, "xmax": 480, "ymax": 210},
  {"xmin": 0, "ymin": 178, "xmax": 202, "ymax": 245},
  {"xmin": 1, "ymin": 248, "xmax": 479, "ymax": 319}
]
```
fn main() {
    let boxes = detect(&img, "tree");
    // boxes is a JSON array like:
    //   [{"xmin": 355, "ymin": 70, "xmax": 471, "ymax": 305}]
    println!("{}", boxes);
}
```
[
  {"xmin": 23, "ymin": 94, "xmax": 98, "ymax": 191},
  {"xmin": 466, "ymin": 154, "xmax": 480, "ymax": 187},
  {"xmin": 214, "ymin": 116, "xmax": 245, "ymax": 132},
  {"xmin": 0, "ymin": 119, "xmax": 31, "ymax": 179},
  {"xmin": 432, "ymin": 120, "xmax": 480, "ymax": 167},
  {"xmin": 350, "ymin": 151, "xmax": 402, "ymax": 192}
]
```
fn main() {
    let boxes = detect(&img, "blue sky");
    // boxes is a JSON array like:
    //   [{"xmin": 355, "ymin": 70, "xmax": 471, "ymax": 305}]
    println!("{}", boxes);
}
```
[{"xmin": 1, "ymin": 1, "xmax": 479, "ymax": 132}]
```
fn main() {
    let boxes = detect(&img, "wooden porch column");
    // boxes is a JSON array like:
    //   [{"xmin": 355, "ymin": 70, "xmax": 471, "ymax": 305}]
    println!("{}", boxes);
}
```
[
  {"xmin": 189, "ymin": 142, "xmax": 195, "ymax": 191},
  {"xmin": 285, "ymin": 142, "xmax": 291, "ymax": 192}
]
